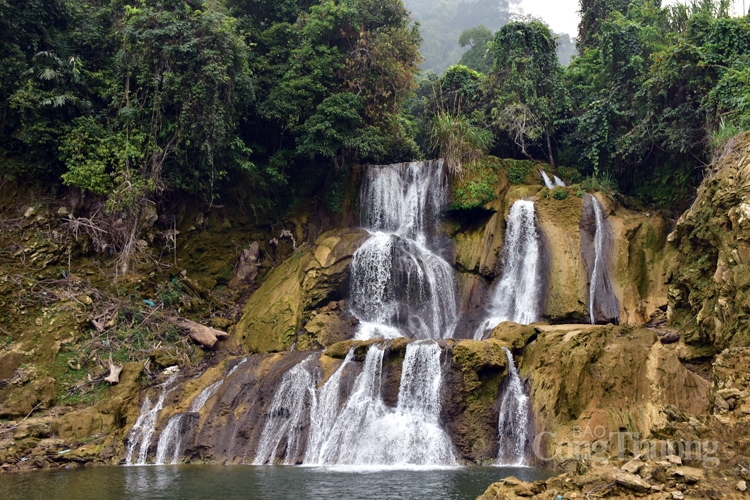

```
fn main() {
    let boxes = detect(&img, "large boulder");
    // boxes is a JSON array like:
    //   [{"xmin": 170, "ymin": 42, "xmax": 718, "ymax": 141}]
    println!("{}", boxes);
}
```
[
  {"xmin": 234, "ymin": 228, "xmax": 368, "ymax": 353},
  {"xmin": 519, "ymin": 324, "xmax": 710, "ymax": 462}
]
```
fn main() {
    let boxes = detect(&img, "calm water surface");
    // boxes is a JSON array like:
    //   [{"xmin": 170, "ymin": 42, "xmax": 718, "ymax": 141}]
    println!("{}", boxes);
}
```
[{"xmin": 0, "ymin": 465, "xmax": 553, "ymax": 500}]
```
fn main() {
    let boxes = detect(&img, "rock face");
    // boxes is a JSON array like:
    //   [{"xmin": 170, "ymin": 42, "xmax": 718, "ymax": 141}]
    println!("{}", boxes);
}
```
[
  {"xmin": 668, "ymin": 131, "xmax": 750, "ymax": 353},
  {"xmin": 519, "ymin": 324, "xmax": 710, "ymax": 459},
  {"xmin": 450, "ymin": 162, "xmax": 671, "ymax": 327},
  {"xmin": 234, "ymin": 228, "xmax": 368, "ymax": 353}
]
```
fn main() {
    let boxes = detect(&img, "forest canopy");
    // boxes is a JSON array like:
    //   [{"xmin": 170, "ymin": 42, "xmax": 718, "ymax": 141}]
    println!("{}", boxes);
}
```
[{"xmin": 1, "ymin": 0, "xmax": 749, "ymax": 223}]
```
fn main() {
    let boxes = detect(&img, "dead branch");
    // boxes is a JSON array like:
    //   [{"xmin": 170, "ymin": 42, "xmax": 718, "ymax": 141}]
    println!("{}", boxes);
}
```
[{"xmin": 165, "ymin": 316, "xmax": 228, "ymax": 349}]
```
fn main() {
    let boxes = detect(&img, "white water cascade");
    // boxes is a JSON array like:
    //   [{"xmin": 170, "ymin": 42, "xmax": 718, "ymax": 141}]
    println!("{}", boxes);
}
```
[
  {"xmin": 583, "ymin": 194, "xmax": 620, "ymax": 324},
  {"xmin": 154, "ymin": 379, "xmax": 225, "ymax": 465},
  {"xmin": 541, "ymin": 171, "xmax": 565, "ymax": 189},
  {"xmin": 475, "ymin": 200, "xmax": 543, "ymax": 339},
  {"xmin": 496, "ymin": 348, "xmax": 531, "ymax": 466},
  {"xmin": 253, "ymin": 342, "xmax": 457, "ymax": 467},
  {"xmin": 125, "ymin": 374, "xmax": 178, "ymax": 465},
  {"xmin": 350, "ymin": 161, "xmax": 458, "ymax": 340}
]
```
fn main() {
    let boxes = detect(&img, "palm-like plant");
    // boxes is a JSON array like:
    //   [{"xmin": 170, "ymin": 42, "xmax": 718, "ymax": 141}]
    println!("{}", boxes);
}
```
[{"xmin": 428, "ymin": 110, "xmax": 493, "ymax": 176}]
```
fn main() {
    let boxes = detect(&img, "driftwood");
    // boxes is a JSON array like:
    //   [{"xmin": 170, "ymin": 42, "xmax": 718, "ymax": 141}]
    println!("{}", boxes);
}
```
[
  {"xmin": 166, "ymin": 316, "xmax": 229, "ymax": 349},
  {"xmin": 104, "ymin": 354, "xmax": 123, "ymax": 384}
]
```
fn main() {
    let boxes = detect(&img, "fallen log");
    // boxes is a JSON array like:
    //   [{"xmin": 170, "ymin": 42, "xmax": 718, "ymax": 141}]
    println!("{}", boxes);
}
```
[{"xmin": 166, "ymin": 316, "xmax": 229, "ymax": 349}]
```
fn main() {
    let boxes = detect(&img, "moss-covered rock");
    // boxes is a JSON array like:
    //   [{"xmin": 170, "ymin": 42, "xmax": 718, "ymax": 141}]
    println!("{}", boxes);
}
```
[
  {"xmin": 234, "ymin": 228, "xmax": 368, "ymax": 353},
  {"xmin": 667, "ymin": 131, "xmax": 750, "ymax": 350},
  {"xmin": 520, "ymin": 324, "xmax": 709, "ymax": 460}
]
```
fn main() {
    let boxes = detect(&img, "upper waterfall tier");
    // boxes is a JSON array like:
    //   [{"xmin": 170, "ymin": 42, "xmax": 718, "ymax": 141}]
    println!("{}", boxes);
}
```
[
  {"xmin": 351, "ymin": 161, "xmax": 458, "ymax": 340},
  {"xmin": 475, "ymin": 200, "xmax": 544, "ymax": 339},
  {"xmin": 360, "ymin": 160, "xmax": 449, "ymax": 245}
]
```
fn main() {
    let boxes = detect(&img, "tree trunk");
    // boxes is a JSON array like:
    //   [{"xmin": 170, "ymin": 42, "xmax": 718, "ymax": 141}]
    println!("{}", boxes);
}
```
[{"xmin": 546, "ymin": 132, "xmax": 556, "ymax": 169}]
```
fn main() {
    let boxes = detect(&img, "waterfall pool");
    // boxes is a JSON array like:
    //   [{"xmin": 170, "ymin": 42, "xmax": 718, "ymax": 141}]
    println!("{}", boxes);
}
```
[{"xmin": 0, "ymin": 465, "xmax": 554, "ymax": 500}]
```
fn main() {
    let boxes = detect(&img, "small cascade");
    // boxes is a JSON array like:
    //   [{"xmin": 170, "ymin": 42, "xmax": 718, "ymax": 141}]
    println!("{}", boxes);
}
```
[
  {"xmin": 540, "ymin": 171, "xmax": 565, "ymax": 189},
  {"xmin": 349, "ymin": 161, "xmax": 458, "ymax": 340},
  {"xmin": 475, "ymin": 200, "xmax": 544, "ymax": 339},
  {"xmin": 153, "ymin": 379, "xmax": 225, "ymax": 465},
  {"xmin": 155, "ymin": 414, "xmax": 185, "ymax": 465},
  {"xmin": 496, "ymin": 348, "xmax": 531, "ymax": 466},
  {"xmin": 125, "ymin": 374, "xmax": 178, "ymax": 465},
  {"xmin": 189, "ymin": 380, "xmax": 224, "ymax": 413},
  {"xmin": 253, "ymin": 342, "xmax": 456, "ymax": 467},
  {"xmin": 253, "ymin": 356, "xmax": 317, "ymax": 465},
  {"xmin": 581, "ymin": 194, "xmax": 620, "ymax": 324}
]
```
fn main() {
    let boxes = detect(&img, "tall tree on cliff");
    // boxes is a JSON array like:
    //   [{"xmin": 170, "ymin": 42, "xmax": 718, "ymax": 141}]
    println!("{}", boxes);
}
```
[{"xmin": 487, "ymin": 21, "xmax": 569, "ymax": 167}]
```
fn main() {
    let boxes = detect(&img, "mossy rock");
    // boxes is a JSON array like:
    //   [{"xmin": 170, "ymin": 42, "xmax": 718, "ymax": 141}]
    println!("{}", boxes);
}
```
[
  {"xmin": 234, "ymin": 228, "xmax": 368, "ymax": 353},
  {"xmin": 489, "ymin": 322, "xmax": 538, "ymax": 351}
]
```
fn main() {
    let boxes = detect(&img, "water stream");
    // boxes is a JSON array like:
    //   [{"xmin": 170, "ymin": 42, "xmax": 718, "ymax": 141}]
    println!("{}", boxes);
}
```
[
  {"xmin": 254, "ymin": 342, "xmax": 456, "ymax": 467},
  {"xmin": 540, "ymin": 171, "xmax": 565, "ymax": 189},
  {"xmin": 496, "ymin": 348, "xmax": 531, "ymax": 466},
  {"xmin": 125, "ymin": 374, "xmax": 178, "ymax": 465},
  {"xmin": 475, "ymin": 200, "xmax": 543, "ymax": 339},
  {"xmin": 582, "ymin": 194, "xmax": 620, "ymax": 324}
]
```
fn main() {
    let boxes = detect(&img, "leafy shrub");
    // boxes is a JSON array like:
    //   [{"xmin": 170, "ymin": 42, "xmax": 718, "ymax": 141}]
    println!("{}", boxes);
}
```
[
  {"xmin": 157, "ymin": 278, "xmax": 184, "ymax": 306},
  {"xmin": 508, "ymin": 161, "xmax": 533, "ymax": 184},
  {"xmin": 552, "ymin": 187, "xmax": 568, "ymax": 200},
  {"xmin": 580, "ymin": 172, "xmax": 619, "ymax": 197}
]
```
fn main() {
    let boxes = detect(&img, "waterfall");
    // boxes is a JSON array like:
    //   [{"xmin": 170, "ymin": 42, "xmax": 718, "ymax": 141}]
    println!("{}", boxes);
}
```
[
  {"xmin": 475, "ymin": 200, "xmax": 543, "ymax": 339},
  {"xmin": 189, "ymin": 379, "xmax": 224, "ymax": 413},
  {"xmin": 125, "ymin": 374, "xmax": 178, "ymax": 465},
  {"xmin": 541, "ymin": 171, "xmax": 565, "ymax": 189},
  {"xmin": 253, "ymin": 356, "xmax": 317, "ymax": 465},
  {"xmin": 581, "ymin": 194, "xmax": 620, "ymax": 324},
  {"xmin": 155, "ymin": 414, "xmax": 184, "ymax": 465},
  {"xmin": 350, "ymin": 161, "xmax": 458, "ymax": 340},
  {"xmin": 152, "ymin": 379, "xmax": 224, "ymax": 465},
  {"xmin": 496, "ymin": 348, "xmax": 531, "ymax": 466},
  {"xmin": 254, "ymin": 342, "xmax": 457, "ymax": 467}
]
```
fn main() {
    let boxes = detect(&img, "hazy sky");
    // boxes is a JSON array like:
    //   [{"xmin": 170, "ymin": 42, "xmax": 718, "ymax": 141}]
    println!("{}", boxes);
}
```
[{"xmin": 518, "ymin": 0, "xmax": 747, "ymax": 37}]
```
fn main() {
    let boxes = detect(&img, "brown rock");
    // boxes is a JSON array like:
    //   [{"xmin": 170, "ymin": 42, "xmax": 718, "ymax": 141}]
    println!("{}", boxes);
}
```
[{"xmin": 615, "ymin": 472, "xmax": 652, "ymax": 493}]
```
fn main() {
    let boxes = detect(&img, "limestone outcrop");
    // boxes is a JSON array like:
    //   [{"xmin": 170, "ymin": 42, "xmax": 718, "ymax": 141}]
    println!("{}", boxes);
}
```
[
  {"xmin": 667, "ymin": 131, "xmax": 750, "ymax": 354},
  {"xmin": 233, "ymin": 228, "xmax": 368, "ymax": 353}
]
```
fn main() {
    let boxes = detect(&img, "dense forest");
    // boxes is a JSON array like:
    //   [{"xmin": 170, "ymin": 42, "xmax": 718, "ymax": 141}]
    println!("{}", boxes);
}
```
[{"xmin": 1, "ymin": 0, "xmax": 749, "ymax": 240}]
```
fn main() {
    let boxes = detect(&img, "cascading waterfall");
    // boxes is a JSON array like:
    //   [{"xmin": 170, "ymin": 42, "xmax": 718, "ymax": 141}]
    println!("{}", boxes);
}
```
[
  {"xmin": 496, "ymin": 348, "xmax": 531, "ymax": 466},
  {"xmin": 125, "ymin": 374, "xmax": 178, "ymax": 465},
  {"xmin": 350, "ymin": 161, "xmax": 458, "ymax": 340},
  {"xmin": 474, "ymin": 200, "xmax": 543, "ymax": 339},
  {"xmin": 541, "ymin": 171, "xmax": 565, "ymax": 189},
  {"xmin": 253, "ymin": 356, "xmax": 317, "ymax": 465},
  {"xmin": 154, "ymin": 379, "xmax": 225, "ymax": 465},
  {"xmin": 581, "ymin": 194, "xmax": 620, "ymax": 324},
  {"xmin": 253, "ymin": 342, "xmax": 456, "ymax": 467}
]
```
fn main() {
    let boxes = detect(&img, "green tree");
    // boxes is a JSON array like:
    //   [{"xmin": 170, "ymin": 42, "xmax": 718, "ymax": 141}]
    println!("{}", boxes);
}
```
[
  {"xmin": 487, "ymin": 21, "xmax": 570, "ymax": 166},
  {"xmin": 458, "ymin": 25, "xmax": 493, "ymax": 73}
]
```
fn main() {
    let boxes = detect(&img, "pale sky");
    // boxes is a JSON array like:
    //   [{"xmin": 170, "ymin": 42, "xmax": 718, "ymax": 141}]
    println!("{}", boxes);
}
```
[{"xmin": 517, "ymin": 0, "xmax": 747, "ymax": 37}]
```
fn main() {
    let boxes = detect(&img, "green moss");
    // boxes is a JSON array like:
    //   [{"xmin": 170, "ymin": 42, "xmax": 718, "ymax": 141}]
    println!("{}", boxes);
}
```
[{"xmin": 449, "ymin": 156, "xmax": 502, "ymax": 211}]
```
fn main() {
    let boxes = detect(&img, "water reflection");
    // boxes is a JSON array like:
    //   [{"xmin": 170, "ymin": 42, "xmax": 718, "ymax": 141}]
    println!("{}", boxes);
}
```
[{"xmin": 0, "ymin": 465, "xmax": 553, "ymax": 500}]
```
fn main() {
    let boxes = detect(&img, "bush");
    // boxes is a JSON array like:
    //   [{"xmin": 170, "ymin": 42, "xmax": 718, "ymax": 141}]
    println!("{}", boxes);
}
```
[
  {"xmin": 551, "ymin": 187, "xmax": 568, "ymax": 200},
  {"xmin": 507, "ymin": 161, "xmax": 533, "ymax": 184}
]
